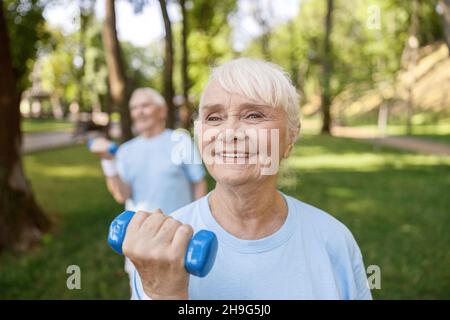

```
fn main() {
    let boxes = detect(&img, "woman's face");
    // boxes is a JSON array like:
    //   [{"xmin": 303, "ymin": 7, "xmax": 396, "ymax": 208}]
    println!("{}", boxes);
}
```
[{"xmin": 198, "ymin": 80, "xmax": 291, "ymax": 187}]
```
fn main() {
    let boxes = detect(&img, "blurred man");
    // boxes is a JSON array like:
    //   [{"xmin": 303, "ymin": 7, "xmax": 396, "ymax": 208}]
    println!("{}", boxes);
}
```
[{"xmin": 96, "ymin": 87, "xmax": 207, "ymax": 297}]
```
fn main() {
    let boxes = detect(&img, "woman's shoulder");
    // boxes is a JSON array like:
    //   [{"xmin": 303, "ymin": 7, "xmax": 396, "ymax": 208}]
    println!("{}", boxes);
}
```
[
  {"xmin": 169, "ymin": 195, "xmax": 206, "ymax": 227},
  {"xmin": 284, "ymin": 194, "xmax": 360, "ymax": 253},
  {"xmin": 285, "ymin": 194, "xmax": 344, "ymax": 226}
]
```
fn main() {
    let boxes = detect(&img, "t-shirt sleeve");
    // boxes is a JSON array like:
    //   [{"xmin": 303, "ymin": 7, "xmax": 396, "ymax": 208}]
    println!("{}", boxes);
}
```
[
  {"xmin": 351, "ymin": 247, "xmax": 373, "ymax": 300},
  {"xmin": 172, "ymin": 130, "xmax": 205, "ymax": 183},
  {"xmin": 115, "ymin": 146, "xmax": 132, "ymax": 184},
  {"xmin": 131, "ymin": 267, "xmax": 154, "ymax": 300},
  {"xmin": 344, "ymin": 229, "xmax": 373, "ymax": 300}
]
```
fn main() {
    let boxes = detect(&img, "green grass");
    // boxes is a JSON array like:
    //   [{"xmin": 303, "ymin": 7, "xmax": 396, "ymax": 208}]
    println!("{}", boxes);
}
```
[
  {"xmin": 325, "ymin": 112, "xmax": 450, "ymax": 144},
  {"xmin": 0, "ymin": 145, "xmax": 126, "ymax": 299},
  {"xmin": 279, "ymin": 135, "xmax": 450, "ymax": 299},
  {"xmin": 22, "ymin": 118, "xmax": 75, "ymax": 133},
  {"xmin": 0, "ymin": 136, "xmax": 449, "ymax": 299},
  {"xmin": 344, "ymin": 123, "xmax": 450, "ymax": 144}
]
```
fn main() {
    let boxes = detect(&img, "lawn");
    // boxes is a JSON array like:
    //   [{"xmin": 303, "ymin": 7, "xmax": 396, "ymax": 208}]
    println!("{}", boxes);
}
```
[
  {"xmin": 0, "ymin": 135, "xmax": 449, "ymax": 299},
  {"xmin": 0, "ymin": 145, "xmax": 126, "ymax": 299},
  {"xmin": 22, "ymin": 118, "xmax": 75, "ymax": 133},
  {"xmin": 347, "ymin": 123, "xmax": 450, "ymax": 144},
  {"xmin": 327, "ymin": 113, "xmax": 450, "ymax": 144}
]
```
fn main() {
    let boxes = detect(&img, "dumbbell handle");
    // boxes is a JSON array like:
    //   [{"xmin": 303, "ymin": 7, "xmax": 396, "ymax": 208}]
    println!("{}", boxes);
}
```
[{"xmin": 108, "ymin": 210, "xmax": 218, "ymax": 277}]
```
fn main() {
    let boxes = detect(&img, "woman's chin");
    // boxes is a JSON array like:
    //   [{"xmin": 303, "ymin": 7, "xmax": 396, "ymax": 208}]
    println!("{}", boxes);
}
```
[{"xmin": 212, "ymin": 168, "xmax": 262, "ymax": 187}]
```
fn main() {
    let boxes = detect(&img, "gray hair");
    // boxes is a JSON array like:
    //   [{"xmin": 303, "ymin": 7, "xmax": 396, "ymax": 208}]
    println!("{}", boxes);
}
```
[
  {"xmin": 130, "ymin": 87, "xmax": 167, "ymax": 108},
  {"xmin": 199, "ymin": 57, "xmax": 301, "ymax": 143}
]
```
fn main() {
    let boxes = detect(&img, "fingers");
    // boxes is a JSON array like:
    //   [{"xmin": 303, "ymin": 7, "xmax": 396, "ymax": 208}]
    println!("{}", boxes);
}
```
[
  {"xmin": 154, "ymin": 217, "xmax": 182, "ymax": 244},
  {"xmin": 126, "ymin": 209, "xmax": 194, "ymax": 256},
  {"xmin": 140, "ymin": 209, "xmax": 169, "ymax": 237},
  {"xmin": 127, "ymin": 209, "xmax": 164, "ymax": 235},
  {"xmin": 171, "ymin": 224, "xmax": 194, "ymax": 254},
  {"xmin": 127, "ymin": 210, "xmax": 150, "ymax": 233}
]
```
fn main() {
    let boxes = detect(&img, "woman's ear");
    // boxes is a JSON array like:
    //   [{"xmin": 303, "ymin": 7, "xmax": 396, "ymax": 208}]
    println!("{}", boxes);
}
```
[
  {"xmin": 282, "ymin": 126, "xmax": 299, "ymax": 159},
  {"xmin": 283, "ymin": 143, "xmax": 294, "ymax": 159}
]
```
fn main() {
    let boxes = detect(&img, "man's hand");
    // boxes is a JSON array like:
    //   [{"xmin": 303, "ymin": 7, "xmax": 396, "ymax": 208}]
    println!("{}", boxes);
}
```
[
  {"xmin": 122, "ymin": 209, "xmax": 193, "ymax": 300},
  {"xmin": 89, "ymin": 137, "xmax": 115, "ymax": 159}
]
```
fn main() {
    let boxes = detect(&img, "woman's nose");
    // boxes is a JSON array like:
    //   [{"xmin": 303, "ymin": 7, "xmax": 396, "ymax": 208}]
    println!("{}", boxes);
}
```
[{"xmin": 217, "ymin": 127, "xmax": 246, "ymax": 143}]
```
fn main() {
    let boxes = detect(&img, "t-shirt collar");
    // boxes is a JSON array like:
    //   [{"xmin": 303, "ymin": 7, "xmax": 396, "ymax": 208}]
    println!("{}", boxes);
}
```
[{"xmin": 199, "ymin": 191, "xmax": 296, "ymax": 253}]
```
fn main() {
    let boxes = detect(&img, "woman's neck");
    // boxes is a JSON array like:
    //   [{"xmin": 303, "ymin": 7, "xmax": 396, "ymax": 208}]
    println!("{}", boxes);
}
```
[{"xmin": 209, "ymin": 178, "xmax": 287, "ymax": 240}]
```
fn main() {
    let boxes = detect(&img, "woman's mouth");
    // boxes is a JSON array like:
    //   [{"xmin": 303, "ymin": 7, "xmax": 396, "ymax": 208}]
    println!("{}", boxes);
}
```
[
  {"xmin": 214, "ymin": 151, "xmax": 257, "ymax": 164},
  {"xmin": 220, "ymin": 152, "xmax": 248, "ymax": 158}
]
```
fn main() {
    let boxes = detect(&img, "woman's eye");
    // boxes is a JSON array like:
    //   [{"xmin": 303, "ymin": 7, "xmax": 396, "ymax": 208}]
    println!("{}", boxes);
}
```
[
  {"xmin": 245, "ymin": 112, "xmax": 263, "ymax": 120},
  {"xmin": 206, "ymin": 115, "xmax": 222, "ymax": 122}
]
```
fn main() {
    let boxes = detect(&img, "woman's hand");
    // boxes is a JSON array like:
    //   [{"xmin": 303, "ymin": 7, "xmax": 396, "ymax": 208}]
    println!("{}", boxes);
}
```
[{"xmin": 122, "ymin": 209, "xmax": 193, "ymax": 300}]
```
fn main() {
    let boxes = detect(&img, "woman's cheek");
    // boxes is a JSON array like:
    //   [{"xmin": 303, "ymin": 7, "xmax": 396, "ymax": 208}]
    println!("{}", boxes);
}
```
[{"xmin": 200, "ymin": 138, "xmax": 215, "ymax": 166}]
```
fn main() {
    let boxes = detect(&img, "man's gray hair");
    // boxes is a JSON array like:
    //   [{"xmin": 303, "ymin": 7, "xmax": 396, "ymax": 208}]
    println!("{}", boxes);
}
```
[{"xmin": 130, "ymin": 87, "xmax": 167, "ymax": 108}]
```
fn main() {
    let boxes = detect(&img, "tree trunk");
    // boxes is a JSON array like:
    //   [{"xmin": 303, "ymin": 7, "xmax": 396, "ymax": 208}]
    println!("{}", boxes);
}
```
[
  {"xmin": 180, "ymin": 0, "xmax": 192, "ymax": 129},
  {"xmin": 320, "ymin": 0, "xmax": 333, "ymax": 134},
  {"xmin": 0, "ymin": 4, "xmax": 51, "ymax": 252},
  {"xmin": 253, "ymin": 0, "xmax": 271, "ymax": 60},
  {"xmin": 405, "ymin": 0, "xmax": 419, "ymax": 135},
  {"xmin": 77, "ymin": 1, "xmax": 87, "ymax": 112},
  {"xmin": 102, "ymin": 0, "xmax": 133, "ymax": 141},
  {"xmin": 159, "ymin": 0, "xmax": 176, "ymax": 129},
  {"xmin": 288, "ymin": 20, "xmax": 299, "ymax": 88},
  {"xmin": 439, "ymin": 0, "xmax": 450, "ymax": 54}
]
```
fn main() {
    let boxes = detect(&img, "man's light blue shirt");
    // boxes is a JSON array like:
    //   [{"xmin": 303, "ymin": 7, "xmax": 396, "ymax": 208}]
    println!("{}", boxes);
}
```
[
  {"xmin": 131, "ymin": 192, "xmax": 373, "ymax": 300},
  {"xmin": 115, "ymin": 128, "xmax": 205, "ymax": 214}
]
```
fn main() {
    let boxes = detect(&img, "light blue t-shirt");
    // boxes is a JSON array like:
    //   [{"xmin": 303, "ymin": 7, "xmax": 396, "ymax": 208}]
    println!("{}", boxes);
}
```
[
  {"xmin": 131, "ymin": 192, "xmax": 373, "ymax": 300},
  {"xmin": 115, "ymin": 129, "xmax": 205, "ymax": 214}
]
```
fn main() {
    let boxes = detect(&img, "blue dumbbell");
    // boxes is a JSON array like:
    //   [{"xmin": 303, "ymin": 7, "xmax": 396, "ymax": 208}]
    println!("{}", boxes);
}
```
[
  {"xmin": 108, "ymin": 210, "xmax": 218, "ymax": 277},
  {"xmin": 87, "ymin": 138, "xmax": 118, "ymax": 155}
]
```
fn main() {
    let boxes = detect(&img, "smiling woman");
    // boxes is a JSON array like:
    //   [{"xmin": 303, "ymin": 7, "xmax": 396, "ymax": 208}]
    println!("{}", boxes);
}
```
[{"xmin": 124, "ymin": 58, "xmax": 373, "ymax": 300}]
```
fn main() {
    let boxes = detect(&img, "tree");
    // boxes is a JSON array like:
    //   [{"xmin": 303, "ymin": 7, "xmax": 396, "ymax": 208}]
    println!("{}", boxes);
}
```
[
  {"xmin": 439, "ymin": 0, "xmax": 450, "ymax": 54},
  {"xmin": 158, "ymin": 0, "xmax": 176, "ymax": 128},
  {"xmin": 186, "ymin": 0, "xmax": 236, "ymax": 97},
  {"xmin": 251, "ymin": 0, "xmax": 273, "ymax": 60},
  {"xmin": 179, "ymin": 0, "xmax": 192, "ymax": 129},
  {"xmin": 75, "ymin": 0, "xmax": 96, "ymax": 112},
  {"xmin": 5, "ymin": 0, "xmax": 49, "ymax": 94},
  {"xmin": 0, "ymin": 2, "xmax": 51, "ymax": 251},
  {"xmin": 320, "ymin": 0, "xmax": 334, "ymax": 134},
  {"xmin": 402, "ymin": 0, "xmax": 419, "ymax": 134},
  {"xmin": 103, "ymin": 0, "xmax": 133, "ymax": 141}
]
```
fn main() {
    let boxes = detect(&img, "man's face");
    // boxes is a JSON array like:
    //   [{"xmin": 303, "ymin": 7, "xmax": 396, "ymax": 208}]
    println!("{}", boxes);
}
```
[
  {"xmin": 197, "ymin": 80, "xmax": 290, "ymax": 186},
  {"xmin": 129, "ymin": 93, "xmax": 167, "ymax": 134}
]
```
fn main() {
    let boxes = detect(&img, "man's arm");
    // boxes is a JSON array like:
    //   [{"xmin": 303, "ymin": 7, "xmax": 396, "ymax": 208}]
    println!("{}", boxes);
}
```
[
  {"xmin": 192, "ymin": 179, "xmax": 208, "ymax": 200},
  {"xmin": 106, "ymin": 175, "xmax": 132, "ymax": 204},
  {"xmin": 101, "ymin": 158, "xmax": 132, "ymax": 204}
]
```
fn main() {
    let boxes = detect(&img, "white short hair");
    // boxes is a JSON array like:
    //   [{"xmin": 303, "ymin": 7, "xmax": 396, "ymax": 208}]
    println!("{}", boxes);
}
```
[
  {"xmin": 199, "ymin": 57, "xmax": 301, "ymax": 143},
  {"xmin": 130, "ymin": 87, "xmax": 167, "ymax": 108}
]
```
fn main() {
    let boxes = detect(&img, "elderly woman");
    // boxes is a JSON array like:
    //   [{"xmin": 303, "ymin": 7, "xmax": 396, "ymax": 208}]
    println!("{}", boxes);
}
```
[{"xmin": 123, "ymin": 58, "xmax": 372, "ymax": 300}]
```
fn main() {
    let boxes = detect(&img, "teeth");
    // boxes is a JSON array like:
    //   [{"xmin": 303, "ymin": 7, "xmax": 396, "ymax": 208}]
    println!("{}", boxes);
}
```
[{"xmin": 220, "ymin": 153, "xmax": 247, "ymax": 158}]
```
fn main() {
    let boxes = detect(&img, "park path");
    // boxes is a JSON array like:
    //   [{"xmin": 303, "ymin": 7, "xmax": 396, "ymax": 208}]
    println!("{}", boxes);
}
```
[
  {"xmin": 21, "ymin": 126, "xmax": 450, "ymax": 156},
  {"xmin": 22, "ymin": 131, "xmax": 79, "ymax": 154},
  {"xmin": 332, "ymin": 126, "xmax": 450, "ymax": 156}
]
